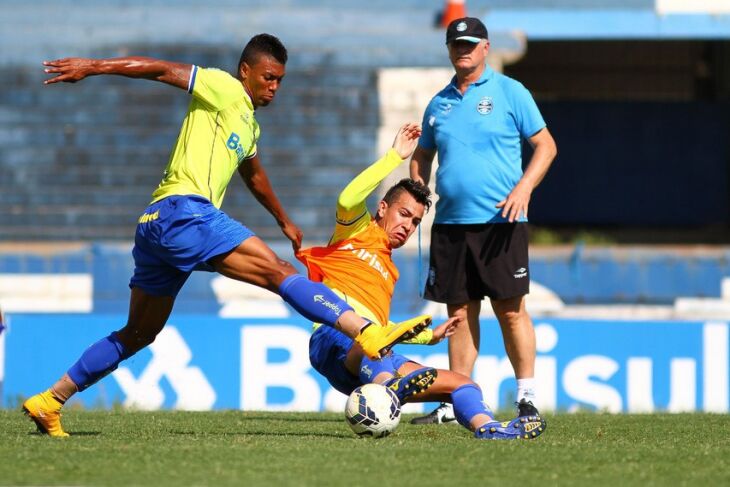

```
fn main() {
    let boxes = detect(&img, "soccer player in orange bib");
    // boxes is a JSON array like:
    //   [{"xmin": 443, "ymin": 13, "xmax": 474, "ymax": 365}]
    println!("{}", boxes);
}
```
[{"xmin": 298, "ymin": 123, "xmax": 546, "ymax": 440}]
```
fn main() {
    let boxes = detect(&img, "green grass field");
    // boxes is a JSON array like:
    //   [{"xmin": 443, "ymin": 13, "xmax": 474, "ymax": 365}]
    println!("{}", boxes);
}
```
[{"xmin": 1, "ymin": 410, "xmax": 729, "ymax": 486}]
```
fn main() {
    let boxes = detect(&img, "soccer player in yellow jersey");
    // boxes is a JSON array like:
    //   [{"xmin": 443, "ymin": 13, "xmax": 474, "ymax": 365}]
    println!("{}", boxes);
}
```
[
  {"xmin": 23, "ymin": 34, "xmax": 425, "ymax": 437},
  {"xmin": 298, "ymin": 123, "xmax": 546, "ymax": 440}
]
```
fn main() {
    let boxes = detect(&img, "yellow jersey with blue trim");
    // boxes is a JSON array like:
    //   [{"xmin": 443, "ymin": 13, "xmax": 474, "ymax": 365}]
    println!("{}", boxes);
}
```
[{"xmin": 150, "ymin": 65, "xmax": 259, "ymax": 208}]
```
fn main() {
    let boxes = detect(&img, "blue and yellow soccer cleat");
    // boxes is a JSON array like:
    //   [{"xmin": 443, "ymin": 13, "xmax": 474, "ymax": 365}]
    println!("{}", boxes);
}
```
[
  {"xmin": 384, "ymin": 367, "xmax": 437, "ymax": 404},
  {"xmin": 516, "ymin": 399, "xmax": 547, "ymax": 431},
  {"xmin": 22, "ymin": 390, "xmax": 69, "ymax": 438},
  {"xmin": 474, "ymin": 415, "xmax": 546, "ymax": 440},
  {"xmin": 356, "ymin": 315, "xmax": 432, "ymax": 359}
]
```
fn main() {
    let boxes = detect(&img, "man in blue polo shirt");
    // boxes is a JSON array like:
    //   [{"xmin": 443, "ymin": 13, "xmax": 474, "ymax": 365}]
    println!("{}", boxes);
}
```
[{"xmin": 410, "ymin": 17, "xmax": 557, "ymax": 424}]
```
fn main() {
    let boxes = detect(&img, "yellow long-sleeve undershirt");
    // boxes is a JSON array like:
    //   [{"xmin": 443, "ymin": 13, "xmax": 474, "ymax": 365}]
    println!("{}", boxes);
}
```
[
  {"xmin": 321, "ymin": 148, "xmax": 433, "ymax": 344},
  {"xmin": 328, "ymin": 148, "xmax": 403, "ymax": 245}
]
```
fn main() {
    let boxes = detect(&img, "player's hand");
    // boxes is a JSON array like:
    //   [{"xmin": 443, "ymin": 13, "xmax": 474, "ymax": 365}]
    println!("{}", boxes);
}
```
[
  {"xmin": 281, "ymin": 220, "xmax": 303, "ymax": 252},
  {"xmin": 43, "ymin": 58, "xmax": 98, "ymax": 84},
  {"xmin": 429, "ymin": 317, "xmax": 460, "ymax": 344},
  {"xmin": 392, "ymin": 122, "xmax": 422, "ymax": 160},
  {"xmin": 496, "ymin": 181, "xmax": 532, "ymax": 223}
]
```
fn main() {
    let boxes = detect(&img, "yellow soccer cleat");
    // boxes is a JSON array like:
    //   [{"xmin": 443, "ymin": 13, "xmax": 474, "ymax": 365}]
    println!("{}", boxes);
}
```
[
  {"xmin": 355, "ymin": 315, "xmax": 432, "ymax": 359},
  {"xmin": 22, "ymin": 390, "xmax": 69, "ymax": 438}
]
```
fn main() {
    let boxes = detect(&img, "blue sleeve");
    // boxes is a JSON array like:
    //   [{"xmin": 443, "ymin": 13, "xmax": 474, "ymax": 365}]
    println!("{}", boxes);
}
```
[
  {"xmin": 510, "ymin": 82, "xmax": 546, "ymax": 139},
  {"xmin": 418, "ymin": 101, "xmax": 437, "ymax": 150}
]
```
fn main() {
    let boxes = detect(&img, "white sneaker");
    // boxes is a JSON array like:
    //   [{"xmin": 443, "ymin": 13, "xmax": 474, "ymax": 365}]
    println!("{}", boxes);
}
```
[{"xmin": 410, "ymin": 402, "xmax": 457, "ymax": 425}]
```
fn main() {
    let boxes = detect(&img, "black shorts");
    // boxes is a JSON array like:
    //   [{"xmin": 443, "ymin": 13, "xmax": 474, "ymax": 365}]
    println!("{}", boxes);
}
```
[{"xmin": 424, "ymin": 223, "xmax": 530, "ymax": 303}]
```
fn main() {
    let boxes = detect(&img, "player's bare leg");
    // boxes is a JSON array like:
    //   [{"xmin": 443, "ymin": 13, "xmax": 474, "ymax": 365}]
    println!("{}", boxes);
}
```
[
  {"xmin": 397, "ymin": 361, "xmax": 544, "ymax": 440},
  {"xmin": 411, "ymin": 301, "xmax": 480, "ymax": 424},
  {"xmin": 41, "ymin": 288, "xmax": 173, "ymax": 405},
  {"xmin": 397, "ymin": 362, "xmax": 486, "ymax": 419},
  {"xmin": 212, "ymin": 237, "xmax": 426, "ymax": 358},
  {"xmin": 344, "ymin": 346, "xmax": 436, "ymax": 403},
  {"xmin": 210, "ymin": 236, "xmax": 298, "ymax": 292},
  {"xmin": 23, "ymin": 288, "xmax": 175, "ymax": 437},
  {"xmin": 116, "ymin": 288, "xmax": 175, "ymax": 353}
]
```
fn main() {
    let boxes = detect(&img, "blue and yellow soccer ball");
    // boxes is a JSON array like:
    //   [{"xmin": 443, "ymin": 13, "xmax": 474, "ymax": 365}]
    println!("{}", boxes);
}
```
[{"xmin": 344, "ymin": 383, "xmax": 401, "ymax": 438}]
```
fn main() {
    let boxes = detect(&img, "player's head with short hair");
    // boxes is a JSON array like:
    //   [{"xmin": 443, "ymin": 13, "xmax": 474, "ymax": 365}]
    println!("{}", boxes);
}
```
[
  {"xmin": 239, "ymin": 33, "xmax": 288, "ymax": 69},
  {"xmin": 238, "ymin": 34, "xmax": 288, "ymax": 108},
  {"xmin": 376, "ymin": 179, "xmax": 432, "ymax": 249},
  {"xmin": 383, "ymin": 179, "xmax": 432, "ymax": 211}
]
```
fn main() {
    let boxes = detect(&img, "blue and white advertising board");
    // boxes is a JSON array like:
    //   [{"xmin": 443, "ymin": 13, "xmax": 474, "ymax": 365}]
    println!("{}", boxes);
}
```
[{"xmin": 2, "ymin": 314, "xmax": 728, "ymax": 414}]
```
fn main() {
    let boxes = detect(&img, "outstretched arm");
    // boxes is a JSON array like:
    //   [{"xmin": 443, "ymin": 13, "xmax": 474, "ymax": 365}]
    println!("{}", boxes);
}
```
[
  {"xmin": 43, "ymin": 57, "xmax": 191, "ymax": 91},
  {"xmin": 397, "ymin": 316, "xmax": 459, "ymax": 345},
  {"xmin": 328, "ymin": 122, "xmax": 421, "ymax": 244},
  {"xmin": 238, "ymin": 154, "xmax": 303, "ymax": 251},
  {"xmin": 337, "ymin": 122, "xmax": 422, "ymax": 216}
]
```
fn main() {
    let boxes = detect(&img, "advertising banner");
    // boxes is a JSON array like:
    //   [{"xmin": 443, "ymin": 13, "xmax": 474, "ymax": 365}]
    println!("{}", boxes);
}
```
[{"xmin": 3, "ymin": 314, "xmax": 728, "ymax": 413}]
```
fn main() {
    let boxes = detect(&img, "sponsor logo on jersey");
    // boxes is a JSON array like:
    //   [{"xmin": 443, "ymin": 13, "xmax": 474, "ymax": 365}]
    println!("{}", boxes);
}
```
[
  {"xmin": 226, "ymin": 132, "xmax": 246, "ymax": 160},
  {"xmin": 338, "ymin": 243, "xmax": 390, "ymax": 281},
  {"xmin": 138, "ymin": 210, "xmax": 160, "ymax": 224}
]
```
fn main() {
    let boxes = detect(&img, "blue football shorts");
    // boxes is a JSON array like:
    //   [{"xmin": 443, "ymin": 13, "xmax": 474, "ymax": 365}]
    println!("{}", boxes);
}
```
[
  {"xmin": 129, "ymin": 195, "xmax": 255, "ymax": 297},
  {"xmin": 309, "ymin": 325, "xmax": 409, "ymax": 395}
]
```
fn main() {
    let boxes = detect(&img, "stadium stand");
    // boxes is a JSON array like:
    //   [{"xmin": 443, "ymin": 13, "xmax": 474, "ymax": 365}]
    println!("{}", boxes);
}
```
[
  {"xmin": 0, "ymin": 1, "xmax": 523, "ymax": 242},
  {"xmin": 1, "ymin": 0, "xmax": 729, "ymax": 313}
]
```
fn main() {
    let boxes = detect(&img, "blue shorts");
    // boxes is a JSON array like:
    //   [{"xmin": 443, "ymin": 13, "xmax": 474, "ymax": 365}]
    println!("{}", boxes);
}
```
[
  {"xmin": 309, "ymin": 325, "xmax": 409, "ymax": 396},
  {"xmin": 130, "ymin": 195, "xmax": 254, "ymax": 297}
]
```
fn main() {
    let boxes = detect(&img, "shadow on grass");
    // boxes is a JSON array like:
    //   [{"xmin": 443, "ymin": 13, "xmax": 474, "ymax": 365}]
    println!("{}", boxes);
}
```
[
  {"xmin": 170, "ymin": 430, "xmax": 351, "ymax": 439},
  {"xmin": 236, "ymin": 414, "xmax": 343, "ymax": 423},
  {"xmin": 27, "ymin": 431, "xmax": 102, "ymax": 437}
]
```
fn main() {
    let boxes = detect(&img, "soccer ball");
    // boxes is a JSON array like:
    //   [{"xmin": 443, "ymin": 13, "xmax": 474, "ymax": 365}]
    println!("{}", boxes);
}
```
[{"xmin": 344, "ymin": 383, "xmax": 401, "ymax": 438}]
